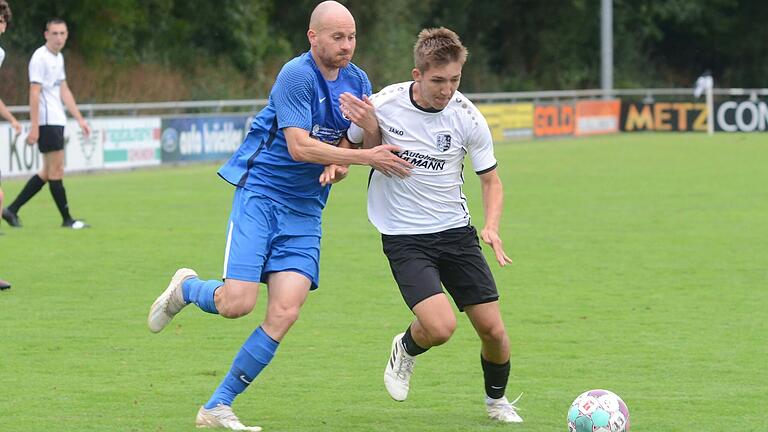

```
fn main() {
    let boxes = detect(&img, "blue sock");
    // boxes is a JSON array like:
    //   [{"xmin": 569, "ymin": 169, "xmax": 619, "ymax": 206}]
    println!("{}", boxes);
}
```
[
  {"xmin": 204, "ymin": 326, "xmax": 279, "ymax": 409},
  {"xmin": 182, "ymin": 277, "xmax": 221, "ymax": 314}
]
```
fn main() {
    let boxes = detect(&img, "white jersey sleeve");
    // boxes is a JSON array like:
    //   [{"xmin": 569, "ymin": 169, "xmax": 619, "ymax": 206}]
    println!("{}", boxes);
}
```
[
  {"xmin": 466, "ymin": 111, "xmax": 497, "ymax": 174},
  {"xmin": 28, "ymin": 50, "xmax": 45, "ymax": 84},
  {"xmin": 346, "ymin": 121, "xmax": 364, "ymax": 145},
  {"xmin": 0, "ymin": 47, "xmax": 5, "ymax": 69}
]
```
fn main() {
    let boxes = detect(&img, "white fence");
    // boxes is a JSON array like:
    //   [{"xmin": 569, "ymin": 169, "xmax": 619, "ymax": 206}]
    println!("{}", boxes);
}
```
[{"xmin": 6, "ymin": 88, "xmax": 768, "ymax": 117}]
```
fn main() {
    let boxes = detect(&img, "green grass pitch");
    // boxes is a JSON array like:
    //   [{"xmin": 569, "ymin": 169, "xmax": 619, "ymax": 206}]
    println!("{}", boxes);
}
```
[{"xmin": 0, "ymin": 133, "xmax": 765, "ymax": 431}]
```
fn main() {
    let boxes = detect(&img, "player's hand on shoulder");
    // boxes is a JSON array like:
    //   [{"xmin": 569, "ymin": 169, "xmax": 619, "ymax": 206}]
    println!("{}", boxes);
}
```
[
  {"xmin": 319, "ymin": 164, "xmax": 349, "ymax": 186},
  {"xmin": 481, "ymin": 228, "xmax": 513, "ymax": 267},
  {"xmin": 366, "ymin": 144, "xmax": 412, "ymax": 178},
  {"xmin": 340, "ymin": 92, "xmax": 378, "ymax": 133}
]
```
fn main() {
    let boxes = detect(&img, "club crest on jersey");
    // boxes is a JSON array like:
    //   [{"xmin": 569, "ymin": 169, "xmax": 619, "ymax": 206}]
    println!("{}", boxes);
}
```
[{"xmin": 435, "ymin": 133, "xmax": 452, "ymax": 152}]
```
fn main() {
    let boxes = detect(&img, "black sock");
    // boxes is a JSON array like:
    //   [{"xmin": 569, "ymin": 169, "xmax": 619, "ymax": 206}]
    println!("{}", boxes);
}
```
[
  {"xmin": 48, "ymin": 180, "xmax": 72, "ymax": 222},
  {"xmin": 401, "ymin": 325, "xmax": 428, "ymax": 357},
  {"xmin": 481, "ymin": 355, "xmax": 510, "ymax": 399},
  {"xmin": 8, "ymin": 174, "xmax": 46, "ymax": 213}
]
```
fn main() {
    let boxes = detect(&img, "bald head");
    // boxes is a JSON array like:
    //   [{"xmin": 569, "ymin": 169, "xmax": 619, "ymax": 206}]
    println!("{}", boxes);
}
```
[{"xmin": 309, "ymin": 1, "xmax": 354, "ymax": 32}]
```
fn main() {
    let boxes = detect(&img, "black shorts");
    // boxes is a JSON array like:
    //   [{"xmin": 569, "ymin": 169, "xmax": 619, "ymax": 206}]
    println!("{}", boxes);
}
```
[
  {"xmin": 38, "ymin": 125, "xmax": 65, "ymax": 153},
  {"xmin": 382, "ymin": 225, "xmax": 499, "ymax": 312}
]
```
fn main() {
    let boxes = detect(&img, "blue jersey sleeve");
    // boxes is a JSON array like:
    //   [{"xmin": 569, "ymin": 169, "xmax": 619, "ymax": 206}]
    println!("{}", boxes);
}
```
[{"xmin": 272, "ymin": 62, "xmax": 315, "ymax": 131}]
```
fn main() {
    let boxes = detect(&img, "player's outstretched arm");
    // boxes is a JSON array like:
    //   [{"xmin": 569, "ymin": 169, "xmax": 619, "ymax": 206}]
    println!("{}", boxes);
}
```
[
  {"xmin": 479, "ymin": 169, "xmax": 513, "ymax": 267},
  {"xmin": 284, "ymin": 127, "xmax": 412, "ymax": 178}
]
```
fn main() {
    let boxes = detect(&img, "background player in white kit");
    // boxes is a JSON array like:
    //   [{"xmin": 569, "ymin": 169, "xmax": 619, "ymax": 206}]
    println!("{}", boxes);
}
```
[
  {"xmin": 0, "ymin": 0, "xmax": 21, "ymax": 289},
  {"xmin": 2, "ymin": 18, "xmax": 91, "ymax": 229},
  {"xmin": 344, "ymin": 27, "xmax": 523, "ymax": 423}
]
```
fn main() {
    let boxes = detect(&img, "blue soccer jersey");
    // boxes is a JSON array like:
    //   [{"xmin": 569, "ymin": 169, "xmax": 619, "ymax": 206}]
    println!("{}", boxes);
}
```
[{"xmin": 218, "ymin": 52, "xmax": 372, "ymax": 217}]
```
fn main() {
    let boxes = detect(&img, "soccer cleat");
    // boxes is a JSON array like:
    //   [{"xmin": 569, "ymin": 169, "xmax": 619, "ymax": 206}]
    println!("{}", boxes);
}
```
[
  {"xmin": 0, "ymin": 279, "xmax": 10, "ymax": 290},
  {"xmin": 2, "ymin": 208, "xmax": 22, "ymax": 227},
  {"xmin": 195, "ymin": 404, "xmax": 262, "ymax": 431},
  {"xmin": 62, "ymin": 219, "xmax": 90, "ymax": 229},
  {"xmin": 486, "ymin": 393, "xmax": 524, "ymax": 423},
  {"xmin": 147, "ymin": 268, "xmax": 197, "ymax": 333},
  {"xmin": 384, "ymin": 332, "xmax": 415, "ymax": 401}
]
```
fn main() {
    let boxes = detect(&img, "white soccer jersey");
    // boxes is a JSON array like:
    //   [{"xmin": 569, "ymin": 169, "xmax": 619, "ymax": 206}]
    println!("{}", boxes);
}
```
[
  {"xmin": 348, "ymin": 82, "xmax": 497, "ymax": 235},
  {"xmin": 29, "ymin": 45, "xmax": 67, "ymax": 126}
]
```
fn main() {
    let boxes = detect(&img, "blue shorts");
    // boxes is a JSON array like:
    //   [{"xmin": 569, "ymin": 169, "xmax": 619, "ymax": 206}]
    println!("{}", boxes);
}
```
[{"xmin": 222, "ymin": 187, "xmax": 322, "ymax": 289}]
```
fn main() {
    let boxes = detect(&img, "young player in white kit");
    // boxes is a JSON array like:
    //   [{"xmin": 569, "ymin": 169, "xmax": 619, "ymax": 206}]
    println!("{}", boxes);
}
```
[{"xmin": 344, "ymin": 27, "xmax": 523, "ymax": 424}]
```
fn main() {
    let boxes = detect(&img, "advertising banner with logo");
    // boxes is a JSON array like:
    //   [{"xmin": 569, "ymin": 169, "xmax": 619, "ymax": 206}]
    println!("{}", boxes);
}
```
[
  {"xmin": 0, "ymin": 120, "xmax": 104, "ymax": 178},
  {"xmin": 715, "ymin": 100, "xmax": 768, "ymax": 132},
  {"xmin": 575, "ymin": 100, "xmax": 621, "ymax": 136},
  {"xmin": 621, "ymin": 102, "xmax": 708, "ymax": 132},
  {"xmin": 534, "ymin": 103, "xmax": 575, "ymax": 137},
  {"xmin": 621, "ymin": 100, "xmax": 768, "ymax": 132},
  {"xmin": 98, "ymin": 118, "xmax": 161, "ymax": 168},
  {"xmin": 477, "ymin": 103, "xmax": 534, "ymax": 141},
  {"xmin": 1, "ymin": 118, "xmax": 161, "ymax": 178},
  {"xmin": 161, "ymin": 116, "xmax": 251, "ymax": 163}
]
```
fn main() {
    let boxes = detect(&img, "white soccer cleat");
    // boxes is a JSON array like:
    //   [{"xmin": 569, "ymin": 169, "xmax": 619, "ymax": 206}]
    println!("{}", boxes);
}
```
[
  {"xmin": 384, "ymin": 332, "xmax": 415, "ymax": 401},
  {"xmin": 147, "ymin": 268, "xmax": 197, "ymax": 333},
  {"xmin": 195, "ymin": 404, "xmax": 262, "ymax": 431},
  {"xmin": 486, "ymin": 393, "xmax": 524, "ymax": 423}
]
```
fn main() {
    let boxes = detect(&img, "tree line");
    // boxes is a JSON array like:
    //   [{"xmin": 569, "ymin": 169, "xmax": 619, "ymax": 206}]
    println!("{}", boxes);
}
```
[{"xmin": 0, "ymin": 0, "xmax": 765, "ymax": 104}]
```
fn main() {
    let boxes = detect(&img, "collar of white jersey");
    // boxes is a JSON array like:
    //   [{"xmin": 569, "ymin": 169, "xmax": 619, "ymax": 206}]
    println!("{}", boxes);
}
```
[{"xmin": 409, "ymin": 82, "xmax": 445, "ymax": 114}]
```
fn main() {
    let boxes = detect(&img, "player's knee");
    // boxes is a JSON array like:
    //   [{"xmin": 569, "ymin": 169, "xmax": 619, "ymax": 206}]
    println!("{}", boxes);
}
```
[
  {"xmin": 218, "ymin": 297, "xmax": 257, "ymax": 319},
  {"xmin": 49, "ymin": 167, "xmax": 64, "ymax": 180},
  {"xmin": 268, "ymin": 303, "xmax": 301, "ymax": 326},
  {"xmin": 479, "ymin": 324, "xmax": 508, "ymax": 346},
  {"xmin": 426, "ymin": 320, "xmax": 456, "ymax": 346}
]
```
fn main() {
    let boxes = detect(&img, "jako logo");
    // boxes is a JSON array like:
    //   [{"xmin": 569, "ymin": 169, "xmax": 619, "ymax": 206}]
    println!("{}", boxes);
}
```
[{"xmin": 388, "ymin": 126, "xmax": 404, "ymax": 136}]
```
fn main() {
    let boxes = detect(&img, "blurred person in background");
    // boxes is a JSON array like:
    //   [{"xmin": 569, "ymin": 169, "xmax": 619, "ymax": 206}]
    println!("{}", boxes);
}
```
[
  {"xmin": 1, "ymin": 18, "xmax": 91, "ymax": 230},
  {"xmin": 0, "ymin": 0, "xmax": 21, "ymax": 289}
]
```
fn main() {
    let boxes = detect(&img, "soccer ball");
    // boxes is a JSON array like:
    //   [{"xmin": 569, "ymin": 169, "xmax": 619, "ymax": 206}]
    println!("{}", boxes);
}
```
[{"xmin": 567, "ymin": 389, "xmax": 630, "ymax": 432}]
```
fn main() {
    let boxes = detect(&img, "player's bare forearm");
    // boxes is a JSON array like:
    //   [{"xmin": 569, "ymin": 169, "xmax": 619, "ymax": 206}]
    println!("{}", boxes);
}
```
[
  {"xmin": 478, "ymin": 169, "xmax": 512, "ymax": 265},
  {"xmin": 29, "ymin": 84, "xmax": 41, "ymax": 127},
  {"xmin": 479, "ymin": 170, "xmax": 504, "ymax": 232},
  {"xmin": 0, "ymin": 100, "xmax": 17, "ymax": 124},
  {"xmin": 362, "ymin": 126, "xmax": 382, "ymax": 149},
  {"xmin": 285, "ymin": 127, "xmax": 412, "ymax": 177},
  {"xmin": 60, "ymin": 82, "xmax": 84, "ymax": 122}
]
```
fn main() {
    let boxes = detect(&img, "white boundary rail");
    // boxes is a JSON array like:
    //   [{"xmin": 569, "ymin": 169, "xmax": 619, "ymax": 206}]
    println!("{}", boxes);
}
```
[{"xmin": 6, "ymin": 88, "xmax": 768, "ymax": 118}]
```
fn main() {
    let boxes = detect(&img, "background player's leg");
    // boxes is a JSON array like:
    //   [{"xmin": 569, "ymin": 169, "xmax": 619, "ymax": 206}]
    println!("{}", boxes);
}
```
[
  {"xmin": 44, "ymin": 150, "xmax": 74, "ymax": 223},
  {"xmin": 4, "ymin": 169, "xmax": 47, "ymax": 222}
]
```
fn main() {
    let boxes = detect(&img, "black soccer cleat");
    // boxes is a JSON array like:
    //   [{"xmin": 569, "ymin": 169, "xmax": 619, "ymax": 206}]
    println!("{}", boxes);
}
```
[{"xmin": 2, "ymin": 208, "xmax": 22, "ymax": 227}]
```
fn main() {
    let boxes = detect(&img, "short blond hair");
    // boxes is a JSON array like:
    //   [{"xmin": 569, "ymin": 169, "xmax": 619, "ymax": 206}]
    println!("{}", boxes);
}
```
[{"xmin": 413, "ymin": 27, "xmax": 468, "ymax": 72}]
